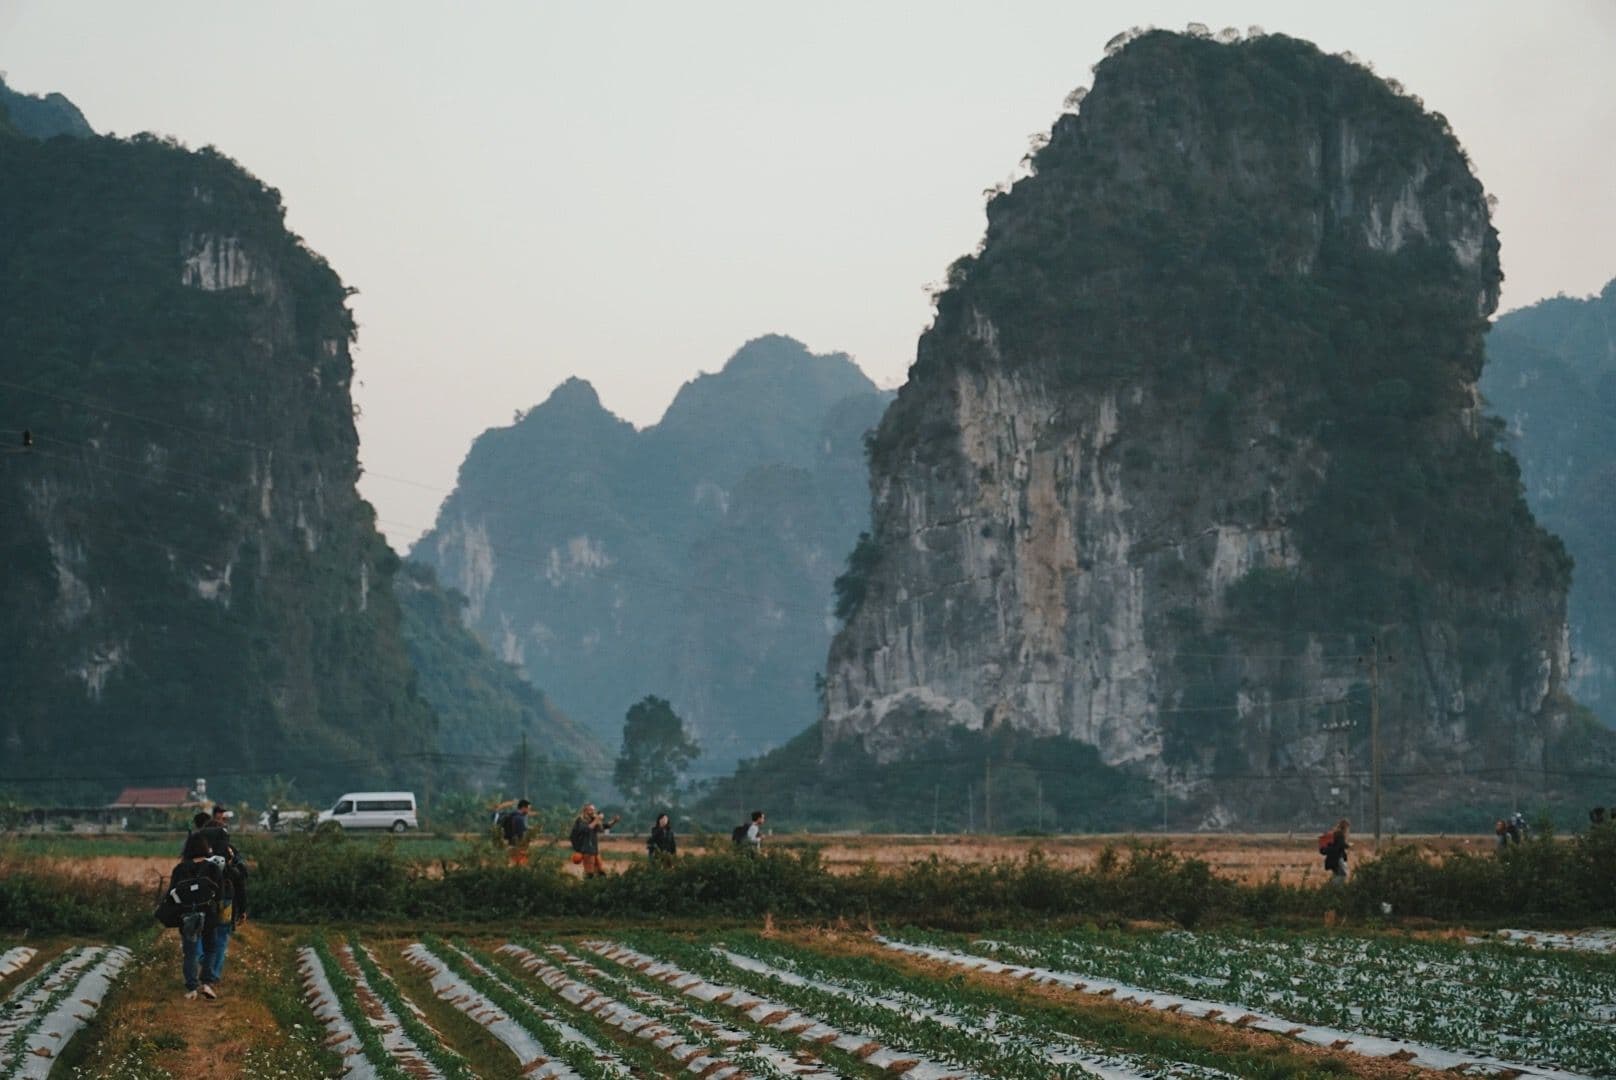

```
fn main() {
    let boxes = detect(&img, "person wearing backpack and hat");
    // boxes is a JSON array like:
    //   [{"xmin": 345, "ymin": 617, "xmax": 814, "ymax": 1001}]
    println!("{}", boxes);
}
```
[
  {"xmin": 569, "ymin": 803, "xmax": 618, "ymax": 878},
  {"xmin": 166, "ymin": 832, "xmax": 225, "ymax": 1000},
  {"xmin": 500, "ymin": 800, "xmax": 532, "ymax": 866}
]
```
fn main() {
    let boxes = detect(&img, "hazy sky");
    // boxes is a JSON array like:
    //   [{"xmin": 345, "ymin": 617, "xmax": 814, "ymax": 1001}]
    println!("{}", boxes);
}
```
[{"xmin": 4, "ymin": 2, "xmax": 1613, "ymax": 546}]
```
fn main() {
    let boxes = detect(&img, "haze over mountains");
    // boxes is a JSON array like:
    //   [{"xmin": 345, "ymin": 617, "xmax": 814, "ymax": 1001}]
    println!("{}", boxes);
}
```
[{"xmin": 413, "ymin": 335, "xmax": 891, "ymax": 768}]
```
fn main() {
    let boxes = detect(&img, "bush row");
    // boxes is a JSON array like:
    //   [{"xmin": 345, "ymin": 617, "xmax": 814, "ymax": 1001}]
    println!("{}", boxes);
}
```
[
  {"xmin": 5, "ymin": 828, "xmax": 1610, "ymax": 935},
  {"xmin": 246, "ymin": 827, "xmax": 1616, "ymax": 927}
]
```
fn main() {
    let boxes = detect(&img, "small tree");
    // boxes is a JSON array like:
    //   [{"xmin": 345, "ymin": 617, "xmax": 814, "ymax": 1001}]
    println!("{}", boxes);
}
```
[{"xmin": 613, "ymin": 696, "xmax": 700, "ymax": 811}]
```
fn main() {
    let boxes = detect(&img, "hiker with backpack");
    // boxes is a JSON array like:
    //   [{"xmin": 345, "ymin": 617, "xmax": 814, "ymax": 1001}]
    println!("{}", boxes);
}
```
[
  {"xmin": 647, "ymin": 812, "xmax": 677, "ymax": 863},
  {"xmin": 160, "ymin": 832, "xmax": 225, "ymax": 1000},
  {"xmin": 1320, "ymin": 817, "xmax": 1351, "ymax": 886},
  {"xmin": 500, "ymin": 799, "xmax": 532, "ymax": 866},
  {"xmin": 733, "ymin": 810, "xmax": 765, "ymax": 854},
  {"xmin": 569, "ymin": 803, "xmax": 619, "ymax": 878}
]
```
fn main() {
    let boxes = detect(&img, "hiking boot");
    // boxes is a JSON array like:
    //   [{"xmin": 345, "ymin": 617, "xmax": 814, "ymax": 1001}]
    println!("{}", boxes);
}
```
[{"xmin": 199, "ymin": 984, "xmax": 217, "ymax": 1000}]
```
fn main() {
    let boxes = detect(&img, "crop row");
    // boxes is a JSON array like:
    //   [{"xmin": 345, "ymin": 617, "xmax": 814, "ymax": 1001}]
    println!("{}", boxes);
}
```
[
  {"xmin": 880, "ymin": 932, "xmax": 1608, "ymax": 1080},
  {"xmin": 0, "ymin": 944, "xmax": 132, "ymax": 1080}
]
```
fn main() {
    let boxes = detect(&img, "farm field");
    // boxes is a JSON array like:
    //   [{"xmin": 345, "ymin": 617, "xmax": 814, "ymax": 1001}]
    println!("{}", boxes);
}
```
[
  {"xmin": 7, "ymin": 921, "xmax": 1611, "ymax": 1079},
  {"xmin": 12, "ymin": 831, "xmax": 1498, "ymax": 889}
]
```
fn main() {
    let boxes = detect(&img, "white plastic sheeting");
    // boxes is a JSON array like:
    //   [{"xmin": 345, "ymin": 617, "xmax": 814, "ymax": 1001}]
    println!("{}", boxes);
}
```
[
  {"xmin": 1479, "ymin": 929, "xmax": 1616, "ymax": 955},
  {"xmin": 336, "ymin": 944, "xmax": 444, "ymax": 1079},
  {"xmin": 537, "ymin": 944, "xmax": 840, "ymax": 1079},
  {"xmin": 496, "ymin": 943, "xmax": 746, "ymax": 1077},
  {"xmin": 0, "ymin": 944, "xmax": 132, "ymax": 1079},
  {"xmin": 877, "ymin": 937, "xmax": 1602, "ymax": 1080},
  {"xmin": 0, "ymin": 948, "xmax": 36, "ymax": 982},
  {"xmin": 714, "ymin": 946, "xmax": 1234, "ymax": 1080},
  {"xmin": 297, "ymin": 946, "xmax": 382, "ymax": 1080},
  {"xmin": 401, "ymin": 942, "xmax": 577, "ymax": 1078},
  {"xmin": 586, "ymin": 940, "xmax": 971, "ymax": 1080}
]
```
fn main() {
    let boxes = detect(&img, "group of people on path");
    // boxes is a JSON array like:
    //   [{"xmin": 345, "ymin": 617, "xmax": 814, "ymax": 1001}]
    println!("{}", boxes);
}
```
[
  {"xmin": 497, "ymin": 803, "xmax": 765, "ymax": 874},
  {"xmin": 158, "ymin": 805, "xmax": 248, "ymax": 1000}
]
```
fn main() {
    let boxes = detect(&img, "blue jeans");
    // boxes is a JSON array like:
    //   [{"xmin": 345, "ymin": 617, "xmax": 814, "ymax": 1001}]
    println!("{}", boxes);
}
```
[
  {"xmin": 190, "ymin": 924, "xmax": 232, "ymax": 984},
  {"xmin": 181, "ymin": 925, "xmax": 218, "ymax": 991}
]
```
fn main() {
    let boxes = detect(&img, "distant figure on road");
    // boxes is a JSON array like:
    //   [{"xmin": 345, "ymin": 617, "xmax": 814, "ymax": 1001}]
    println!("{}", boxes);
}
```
[
  {"xmin": 268, "ymin": 804, "xmax": 280, "ymax": 832},
  {"xmin": 569, "ymin": 803, "xmax": 618, "ymax": 878},
  {"xmin": 501, "ymin": 799, "xmax": 532, "ymax": 866},
  {"xmin": 1321, "ymin": 817, "xmax": 1350, "ymax": 886},
  {"xmin": 647, "ymin": 812, "xmax": 677, "ymax": 862},
  {"xmin": 1495, "ymin": 819, "xmax": 1510, "ymax": 851}
]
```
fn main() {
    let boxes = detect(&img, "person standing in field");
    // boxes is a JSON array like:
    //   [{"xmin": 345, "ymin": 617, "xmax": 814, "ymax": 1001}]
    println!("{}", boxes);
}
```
[
  {"xmin": 647, "ymin": 812, "xmax": 677, "ymax": 862},
  {"xmin": 1322, "ymin": 817, "xmax": 1350, "ymax": 885},
  {"xmin": 745, "ymin": 810, "xmax": 765, "ymax": 854},
  {"xmin": 501, "ymin": 799, "xmax": 532, "ymax": 866},
  {"xmin": 569, "ymin": 803, "xmax": 619, "ymax": 878}
]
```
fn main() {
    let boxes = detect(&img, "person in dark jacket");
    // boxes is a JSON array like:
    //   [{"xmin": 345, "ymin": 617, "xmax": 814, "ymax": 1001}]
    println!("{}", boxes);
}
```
[
  {"xmin": 1322, "ymin": 817, "xmax": 1351, "ymax": 886},
  {"xmin": 647, "ymin": 813, "xmax": 677, "ymax": 862},
  {"xmin": 170, "ymin": 832, "xmax": 223, "ymax": 999},
  {"xmin": 569, "ymin": 803, "xmax": 619, "ymax": 878}
]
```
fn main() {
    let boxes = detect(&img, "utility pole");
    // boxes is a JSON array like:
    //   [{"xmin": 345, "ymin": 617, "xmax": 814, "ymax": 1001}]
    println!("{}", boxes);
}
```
[
  {"xmin": 932, "ymin": 784, "xmax": 940, "ymax": 835},
  {"xmin": 984, "ymin": 758, "xmax": 993, "ymax": 833},
  {"xmin": 520, "ymin": 731, "xmax": 529, "ymax": 801},
  {"xmin": 1368, "ymin": 638, "xmax": 1382, "ymax": 851},
  {"xmin": 1036, "ymin": 779, "xmax": 1044, "ymax": 833},
  {"xmin": 966, "ymin": 783, "xmax": 974, "ymax": 833}
]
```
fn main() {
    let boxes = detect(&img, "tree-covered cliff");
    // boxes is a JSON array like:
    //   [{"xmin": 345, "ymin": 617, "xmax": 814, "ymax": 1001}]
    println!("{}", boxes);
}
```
[
  {"xmin": 1483, "ymin": 280, "xmax": 1616, "ymax": 724},
  {"xmin": 820, "ymin": 29, "xmax": 1603, "ymax": 827},
  {"xmin": 0, "ymin": 99, "xmax": 593, "ymax": 803},
  {"xmin": 414, "ymin": 335, "xmax": 890, "ymax": 766}
]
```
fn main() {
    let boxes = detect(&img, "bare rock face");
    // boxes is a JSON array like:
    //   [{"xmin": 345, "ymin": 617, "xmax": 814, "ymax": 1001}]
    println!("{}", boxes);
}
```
[{"xmin": 824, "ymin": 30, "xmax": 1585, "ymax": 824}]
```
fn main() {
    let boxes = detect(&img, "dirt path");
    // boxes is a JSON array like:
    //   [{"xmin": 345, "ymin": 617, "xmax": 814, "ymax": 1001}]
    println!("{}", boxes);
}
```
[{"xmin": 62, "ymin": 924, "xmax": 338, "ymax": 1079}]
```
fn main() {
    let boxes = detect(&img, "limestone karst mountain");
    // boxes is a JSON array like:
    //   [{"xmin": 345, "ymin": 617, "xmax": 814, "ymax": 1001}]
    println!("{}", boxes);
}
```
[
  {"xmin": 815, "ymin": 28, "xmax": 1607, "ymax": 827},
  {"xmin": 0, "ymin": 88, "xmax": 599, "ymax": 800},
  {"xmin": 414, "ymin": 335, "xmax": 891, "ymax": 766}
]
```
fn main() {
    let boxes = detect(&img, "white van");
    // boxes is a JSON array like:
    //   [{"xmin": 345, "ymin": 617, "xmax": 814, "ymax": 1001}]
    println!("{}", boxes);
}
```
[{"xmin": 316, "ymin": 792, "xmax": 418, "ymax": 832}]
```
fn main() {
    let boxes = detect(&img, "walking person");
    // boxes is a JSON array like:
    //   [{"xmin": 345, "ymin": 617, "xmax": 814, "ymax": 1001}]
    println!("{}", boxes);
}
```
[
  {"xmin": 647, "ymin": 812, "xmax": 677, "ymax": 863},
  {"xmin": 1322, "ymin": 817, "xmax": 1351, "ymax": 886},
  {"xmin": 167, "ymin": 832, "xmax": 224, "ymax": 1000},
  {"xmin": 742, "ymin": 810, "xmax": 765, "ymax": 854},
  {"xmin": 569, "ymin": 803, "xmax": 619, "ymax": 878},
  {"xmin": 500, "ymin": 799, "xmax": 532, "ymax": 866}
]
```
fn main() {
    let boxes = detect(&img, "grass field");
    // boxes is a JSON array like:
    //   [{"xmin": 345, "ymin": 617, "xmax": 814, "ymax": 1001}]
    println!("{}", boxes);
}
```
[{"xmin": 7, "ymin": 920, "xmax": 1611, "ymax": 1079}]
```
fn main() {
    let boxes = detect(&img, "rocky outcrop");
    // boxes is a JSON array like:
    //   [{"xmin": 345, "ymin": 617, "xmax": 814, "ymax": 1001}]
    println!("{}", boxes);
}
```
[
  {"xmin": 415, "ymin": 336, "xmax": 890, "ymax": 764},
  {"xmin": 0, "ymin": 129, "xmax": 436, "ymax": 798},
  {"xmin": 823, "ymin": 29, "xmax": 1588, "ymax": 824}
]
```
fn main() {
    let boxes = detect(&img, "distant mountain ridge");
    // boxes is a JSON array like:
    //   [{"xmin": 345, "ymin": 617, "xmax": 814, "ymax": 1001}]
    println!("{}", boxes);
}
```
[
  {"xmin": 414, "ymin": 335, "xmax": 891, "ymax": 765},
  {"xmin": 1483, "ymin": 279, "xmax": 1616, "ymax": 722}
]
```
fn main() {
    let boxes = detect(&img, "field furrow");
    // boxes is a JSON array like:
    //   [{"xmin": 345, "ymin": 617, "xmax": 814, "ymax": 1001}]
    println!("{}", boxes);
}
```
[
  {"xmin": 588, "ymin": 940, "xmax": 974, "ymax": 1080},
  {"xmin": 299, "ymin": 944, "xmax": 387, "ymax": 1080},
  {"xmin": 879, "ymin": 936, "xmax": 1604, "ymax": 1080},
  {"xmin": 558, "ymin": 942, "xmax": 843, "ymax": 1079},
  {"xmin": 495, "ymin": 941, "xmax": 757, "ymax": 1077},
  {"xmin": 333, "ymin": 942, "xmax": 447, "ymax": 1078},
  {"xmin": 720, "ymin": 939, "xmax": 1240, "ymax": 1080},
  {"xmin": 403, "ymin": 941, "xmax": 593, "ymax": 1078},
  {"xmin": 0, "ymin": 944, "xmax": 132, "ymax": 1079}
]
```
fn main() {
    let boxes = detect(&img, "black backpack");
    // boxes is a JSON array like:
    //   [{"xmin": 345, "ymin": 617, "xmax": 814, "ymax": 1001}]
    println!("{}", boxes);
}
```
[
  {"xmin": 570, "ymin": 818, "xmax": 591, "ymax": 852},
  {"xmin": 731, "ymin": 823, "xmax": 750, "ymax": 846},
  {"xmin": 500, "ymin": 810, "xmax": 522, "ymax": 843},
  {"xmin": 155, "ymin": 862, "xmax": 220, "ymax": 929}
]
